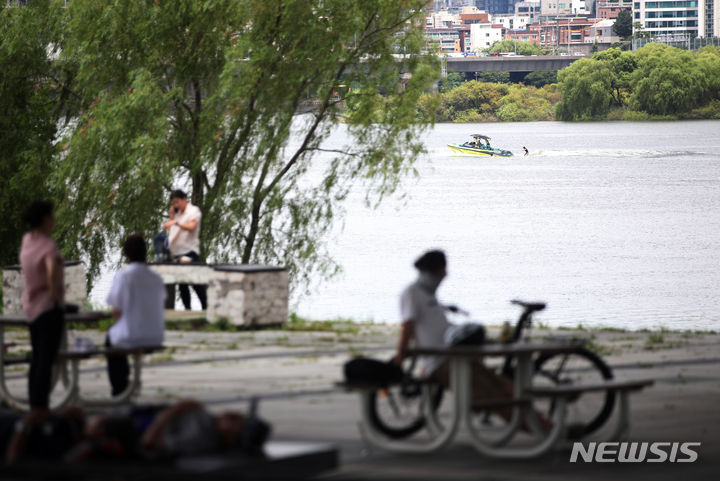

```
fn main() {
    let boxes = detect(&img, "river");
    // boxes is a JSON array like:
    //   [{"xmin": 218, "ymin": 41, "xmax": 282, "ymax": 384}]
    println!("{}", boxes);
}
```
[{"xmin": 93, "ymin": 120, "xmax": 720, "ymax": 330}]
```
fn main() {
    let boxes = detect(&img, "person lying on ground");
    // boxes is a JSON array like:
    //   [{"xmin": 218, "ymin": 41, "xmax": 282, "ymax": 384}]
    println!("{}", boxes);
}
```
[
  {"xmin": 80, "ymin": 399, "xmax": 271, "ymax": 460},
  {"xmin": 3, "ymin": 407, "xmax": 85, "ymax": 464},
  {"xmin": 3, "ymin": 400, "xmax": 270, "ymax": 464}
]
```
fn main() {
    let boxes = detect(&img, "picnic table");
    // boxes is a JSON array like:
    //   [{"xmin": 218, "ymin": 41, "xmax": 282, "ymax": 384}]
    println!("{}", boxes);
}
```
[
  {"xmin": 349, "ymin": 341, "xmax": 653, "ymax": 459},
  {"xmin": 0, "ymin": 311, "xmax": 162, "ymax": 412}
]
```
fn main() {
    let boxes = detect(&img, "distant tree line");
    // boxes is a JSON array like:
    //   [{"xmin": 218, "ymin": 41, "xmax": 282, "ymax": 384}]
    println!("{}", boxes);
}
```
[
  {"xmin": 427, "ymin": 44, "xmax": 720, "ymax": 123},
  {"xmin": 556, "ymin": 44, "xmax": 720, "ymax": 120},
  {"xmin": 418, "ymin": 81, "xmax": 561, "ymax": 122}
]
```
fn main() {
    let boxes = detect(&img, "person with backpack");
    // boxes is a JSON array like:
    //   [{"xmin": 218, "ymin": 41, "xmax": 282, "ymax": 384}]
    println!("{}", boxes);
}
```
[
  {"xmin": 162, "ymin": 190, "xmax": 207, "ymax": 310},
  {"xmin": 394, "ymin": 250, "xmax": 535, "ymax": 425}
]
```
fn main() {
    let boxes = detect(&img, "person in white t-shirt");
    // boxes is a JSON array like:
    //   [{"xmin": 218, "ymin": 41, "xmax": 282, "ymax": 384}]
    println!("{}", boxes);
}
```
[
  {"xmin": 394, "ymin": 250, "xmax": 520, "ymax": 423},
  {"xmin": 105, "ymin": 235, "xmax": 166, "ymax": 396},
  {"xmin": 162, "ymin": 189, "xmax": 207, "ymax": 310}
]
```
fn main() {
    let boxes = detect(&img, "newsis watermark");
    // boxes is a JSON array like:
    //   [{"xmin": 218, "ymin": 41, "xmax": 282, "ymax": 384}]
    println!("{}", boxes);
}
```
[{"xmin": 570, "ymin": 442, "xmax": 701, "ymax": 463}]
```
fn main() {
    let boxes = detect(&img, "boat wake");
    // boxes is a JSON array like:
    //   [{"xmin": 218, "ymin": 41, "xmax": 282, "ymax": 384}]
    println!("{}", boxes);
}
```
[{"xmin": 531, "ymin": 149, "xmax": 708, "ymax": 159}]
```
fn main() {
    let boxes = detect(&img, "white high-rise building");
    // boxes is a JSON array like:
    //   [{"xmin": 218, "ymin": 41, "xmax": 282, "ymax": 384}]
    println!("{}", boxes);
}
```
[{"xmin": 634, "ymin": 0, "xmax": 719, "ymax": 38}]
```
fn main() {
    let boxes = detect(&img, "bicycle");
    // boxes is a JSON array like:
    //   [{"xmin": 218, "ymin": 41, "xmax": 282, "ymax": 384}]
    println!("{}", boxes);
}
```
[{"xmin": 367, "ymin": 300, "xmax": 615, "ymax": 439}]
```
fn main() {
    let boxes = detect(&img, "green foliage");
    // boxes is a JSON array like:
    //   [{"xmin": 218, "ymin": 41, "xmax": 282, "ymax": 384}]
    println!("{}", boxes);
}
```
[
  {"xmin": 427, "ymin": 81, "xmax": 560, "ymax": 122},
  {"xmin": 0, "ymin": 1, "xmax": 66, "ymax": 266},
  {"xmin": 523, "ymin": 71, "xmax": 557, "ymax": 88},
  {"xmin": 472, "ymin": 72, "xmax": 511, "ymax": 84},
  {"xmin": 612, "ymin": 10, "xmax": 633, "ymax": 39},
  {"xmin": 555, "ymin": 58, "xmax": 614, "ymax": 120},
  {"xmin": 438, "ymin": 72, "xmax": 464, "ymax": 93},
  {"xmin": 283, "ymin": 312, "xmax": 360, "ymax": 334},
  {"xmin": 630, "ymin": 43, "xmax": 706, "ymax": 115},
  {"xmin": 497, "ymin": 84, "xmax": 557, "ymax": 121},
  {"xmin": 438, "ymin": 81, "xmax": 507, "ymax": 121},
  {"xmin": 27, "ymin": 0, "xmax": 439, "ymax": 290},
  {"xmin": 487, "ymin": 39, "xmax": 550, "ymax": 56},
  {"xmin": 592, "ymin": 48, "xmax": 637, "ymax": 106},
  {"xmin": 556, "ymin": 44, "xmax": 720, "ymax": 120}
]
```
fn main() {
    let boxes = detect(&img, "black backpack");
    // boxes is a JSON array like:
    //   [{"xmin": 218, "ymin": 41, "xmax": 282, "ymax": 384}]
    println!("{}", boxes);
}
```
[
  {"xmin": 343, "ymin": 357, "xmax": 404, "ymax": 386},
  {"xmin": 152, "ymin": 232, "xmax": 170, "ymax": 262}
]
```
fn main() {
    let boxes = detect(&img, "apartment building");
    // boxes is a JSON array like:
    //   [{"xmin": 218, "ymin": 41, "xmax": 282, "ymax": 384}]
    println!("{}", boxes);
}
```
[
  {"xmin": 504, "ymin": 28, "xmax": 543, "ymax": 42},
  {"xmin": 469, "ymin": 22, "xmax": 506, "ymax": 48},
  {"xmin": 530, "ymin": 17, "xmax": 600, "ymax": 45},
  {"xmin": 596, "ymin": 0, "xmax": 633, "ymax": 18},
  {"xmin": 540, "ymin": 0, "xmax": 591, "ymax": 16},
  {"xmin": 633, "ymin": 0, "xmax": 719, "ymax": 38},
  {"xmin": 425, "ymin": 26, "xmax": 473, "ymax": 52}
]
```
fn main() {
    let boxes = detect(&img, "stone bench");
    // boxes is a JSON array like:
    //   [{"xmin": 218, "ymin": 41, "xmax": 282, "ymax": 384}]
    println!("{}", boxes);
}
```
[{"xmin": 149, "ymin": 263, "xmax": 289, "ymax": 327}]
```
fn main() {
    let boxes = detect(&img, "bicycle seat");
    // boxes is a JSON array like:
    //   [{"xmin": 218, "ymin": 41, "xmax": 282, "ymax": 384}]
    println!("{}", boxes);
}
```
[{"xmin": 510, "ymin": 299, "xmax": 546, "ymax": 312}]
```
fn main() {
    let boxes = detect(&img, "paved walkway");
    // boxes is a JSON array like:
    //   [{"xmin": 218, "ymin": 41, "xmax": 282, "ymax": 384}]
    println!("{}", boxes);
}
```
[{"xmin": 1, "ymin": 325, "xmax": 718, "ymax": 480}]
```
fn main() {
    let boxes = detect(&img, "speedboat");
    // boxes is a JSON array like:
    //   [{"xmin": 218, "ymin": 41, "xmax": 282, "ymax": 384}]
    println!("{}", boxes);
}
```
[{"xmin": 448, "ymin": 134, "xmax": 513, "ymax": 157}]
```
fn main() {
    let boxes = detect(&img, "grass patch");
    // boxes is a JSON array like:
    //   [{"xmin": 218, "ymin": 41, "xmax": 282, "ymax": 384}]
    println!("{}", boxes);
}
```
[
  {"xmin": 595, "ymin": 326, "xmax": 629, "ymax": 333},
  {"xmin": 583, "ymin": 339, "xmax": 615, "ymax": 356},
  {"xmin": 282, "ymin": 313, "xmax": 360, "ymax": 335},
  {"xmin": 644, "ymin": 332, "xmax": 665, "ymax": 351},
  {"xmin": 69, "ymin": 317, "xmax": 114, "ymax": 331},
  {"xmin": 274, "ymin": 335, "xmax": 290, "ymax": 345},
  {"xmin": 150, "ymin": 353, "xmax": 175, "ymax": 363}
]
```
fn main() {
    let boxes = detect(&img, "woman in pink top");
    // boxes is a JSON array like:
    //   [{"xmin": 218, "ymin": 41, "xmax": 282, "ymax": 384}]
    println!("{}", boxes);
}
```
[{"xmin": 19, "ymin": 200, "xmax": 65, "ymax": 411}]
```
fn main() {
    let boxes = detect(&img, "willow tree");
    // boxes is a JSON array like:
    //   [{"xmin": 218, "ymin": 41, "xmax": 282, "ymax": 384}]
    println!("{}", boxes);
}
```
[
  {"xmin": 0, "ymin": 1, "xmax": 66, "ymax": 267},
  {"xmin": 53, "ymin": 0, "xmax": 439, "ymax": 286},
  {"xmin": 555, "ymin": 58, "xmax": 613, "ymax": 120}
]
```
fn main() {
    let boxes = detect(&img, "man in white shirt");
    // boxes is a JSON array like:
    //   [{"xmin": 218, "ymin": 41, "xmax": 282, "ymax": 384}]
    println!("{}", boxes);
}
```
[
  {"xmin": 162, "ymin": 189, "xmax": 207, "ymax": 310},
  {"xmin": 394, "ymin": 250, "xmax": 517, "ymax": 422},
  {"xmin": 105, "ymin": 234, "xmax": 166, "ymax": 396}
]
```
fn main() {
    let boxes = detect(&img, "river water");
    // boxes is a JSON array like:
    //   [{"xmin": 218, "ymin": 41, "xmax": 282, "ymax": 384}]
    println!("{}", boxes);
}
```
[{"xmin": 93, "ymin": 120, "xmax": 720, "ymax": 331}]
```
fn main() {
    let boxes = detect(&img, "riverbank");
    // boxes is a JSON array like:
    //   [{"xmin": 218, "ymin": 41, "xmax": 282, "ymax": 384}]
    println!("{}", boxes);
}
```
[
  {"xmin": 2, "ymin": 319, "xmax": 718, "ymax": 402},
  {"xmin": 424, "ymin": 81, "xmax": 720, "ymax": 123},
  {"xmin": 427, "ymin": 45, "xmax": 720, "ymax": 123}
]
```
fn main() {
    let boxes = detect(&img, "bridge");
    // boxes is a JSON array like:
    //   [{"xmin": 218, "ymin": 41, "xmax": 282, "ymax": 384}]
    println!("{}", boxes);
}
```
[{"xmin": 445, "ymin": 55, "xmax": 582, "ymax": 73}]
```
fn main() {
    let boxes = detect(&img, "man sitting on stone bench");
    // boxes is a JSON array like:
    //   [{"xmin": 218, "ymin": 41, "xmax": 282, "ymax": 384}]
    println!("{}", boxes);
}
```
[{"xmin": 104, "ymin": 234, "xmax": 165, "ymax": 396}]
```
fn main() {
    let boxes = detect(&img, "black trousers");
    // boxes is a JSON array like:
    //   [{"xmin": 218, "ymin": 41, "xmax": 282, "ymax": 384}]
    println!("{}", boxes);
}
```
[
  {"xmin": 176, "ymin": 251, "xmax": 207, "ymax": 310},
  {"xmin": 28, "ymin": 307, "xmax": 65, "ymax": 409},
  {"xmin": 105, "ymin": 336, "xmax": 129, "ymax": 397}
]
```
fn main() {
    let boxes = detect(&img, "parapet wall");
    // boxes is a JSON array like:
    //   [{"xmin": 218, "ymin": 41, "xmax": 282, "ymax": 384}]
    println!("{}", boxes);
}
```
[
  {"xmin": 206, "ymin": 266, "xmax": 289, "ymax": 327},
  {"xmin": 2, "ymin": 262, "xmax": 87, "ymax": 315},
  {"xmin": 2, "ymin": 262, "xmax": 289, "ymax": 327},
  {"xmin": 149, "ymin": 263, "xmax": 289, "ymax": 327}
]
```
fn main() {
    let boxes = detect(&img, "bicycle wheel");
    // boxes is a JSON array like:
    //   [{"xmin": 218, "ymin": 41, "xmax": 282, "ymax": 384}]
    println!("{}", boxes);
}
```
[
  {"xmin": 365, "ymin": 380, "xmax": 444, "ymax": 439},
  {"xmin": 532, "ymin": 348, "xmax": 615, "ymax": 437}
]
